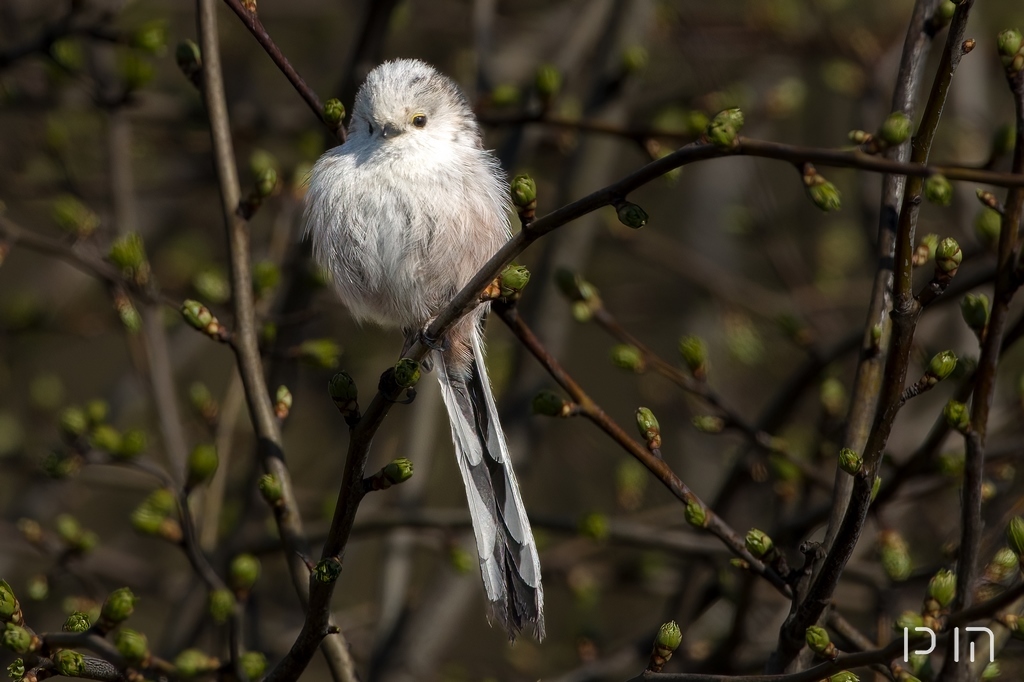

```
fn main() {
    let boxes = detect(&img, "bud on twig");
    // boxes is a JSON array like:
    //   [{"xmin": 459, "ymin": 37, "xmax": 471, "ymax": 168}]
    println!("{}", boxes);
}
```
[
  {"xmin": 274, "ymin": 385, "xmax": 292, "ymax": 420},
  {"xmin": 259, "ymin": 474, "xmax": 283, "ymax": 506},
  {"xmin": 692, "ymin": 415, "xmax": 724, "ymax": 434},
  {"xmin": 180, "ymin": 300, "xmax": 228, "ymax": 341},
  {"xmin": 53, "ymin": 650, "xmax": 86, "ymax": 677},
  {"xmin": 62, "ymin": 611, "xmax": 90, "ymax": 632},
  {"xmin": 802, "ymin": 164, "xmax": 842, "ymax": 212},
  {"xmin": 534, "ymin": 64, "xmax": 561, "ymax": 103},
  {"xmin": 53, "ymin": 195, "xmax": 99, "ymax": 237},
  {"xmin": 175, "ymin": 40, "xmax": 202, "ymax": 86},
  {"xmin": 879, "ymin": 530, "xmax": 912, "ymax": 581},
  {"xmin": 635, "ymin": 407, "xmax": 661, "ymax": 451},
  {"xmin": 510, "ymin": 174, "xmax": 537, "ymax": 222},
  {"xmin": 744, "ymin": 528, "xmax": 775, "ymax": 560},
  {"xmin": 208, "ymin": 589, "xmax": 234, "ymax": 623},
  {"xmin": 187, "ymin": 444, "xmax": 218, "ymax": 488},
  {"xmin": 997, "ymin": 29, "xmax": 1024, "ymax": 72},
  {"xmin": 1, "ymin": 623, "xmax": 36, "ymax": 654},
  {"xmin": 805, "ymin": 625, "xmax": 838, "ymax": 659},
  {"xmin": 610, "ymin": 344, "xmax": 645, "ymax": 372},
  {"xmin": 108, "ymin": 233, "xmax": 149, "ymax": 285},
  {"xmin": 314, "ymin": 557, "xmax": 342, "ymax": 583},
  {"xmin": 174, "ymin": 649, "xmax": 219, "ymax": 678},
  {"xmin": 924, "ymin": 174, "xmax": 953, "ymax": 206},
  {"xmin": 328, "ymin": 372, "xmax": 359, "ymax": 422},
  {"xmin": 961, "ymin": 293, "xmax": 990, "ymax": 337},
  {"xmin": 1007, "ymin": 517, "xmax": 1024, "ymax": 559},
  {"xmin": 986, "ymin": 547, "xmax": 1019, "ymax": 583},
  {"xmin": 579, "ymin": 512, "xmax": 609, "ymax": 541},
  {"xmin": 646, "ymin": 621, "xmax": 682, "ymax": 673},
  {"xmin": 684, "ymin": 499, "xmax": 707, "ymax": 528},
  {"xmin": 705, "ymin": 108, "xmax": 744, "ymax": 147},
  {"xmin": 879, "ymin": 111, "xmax": 912, "ymax": 146},
  {"xmin": 678, "ymin": 335, "xmax": 708, "ymax": 380},
  {"xmin": 614, "ymin": 200, "xmax": 648, "ymax": 229},
  {"xmin": 912, "ymin": 233, "xmax": 939, "ymax": 266},
  {"xmin": 927, "ymin": 568, "xmax": 956, "ymax": 609},
  {"xmin": 975, "ymin": 208, "xmax": 1002, "ymax": 250},
  {"xmin": 230, "ymin": 554, "xmax": 260, "ymax": 594},
  {"xmin": 115, "ymin": 628, "xmax": 150, "ymax": 665},
  {"xmin": 323, "ymin": 98, "xmax": 345, "ymax": 126},
  {"xmin": 101, "ymin": 587, "xmax": 137, "ymax": 627},
  {"xmin": 393, "ymin": 358, "xmax": 421, "ymax": 389},
  {"xmin": 0, "ymin": 581, "xmax": 21, "ymax": 624},
  {"xmin": 240, "ymin": 652, "xmax": 267, "ymax": 680},
  {"xmin": 532, "ymin": 390, "xmax": 572, "ymax": 417},
  {"xmin": 838, "ymin": 448, "xmax": 862, "ymax": 475},
  {"xmin": 934, "ymin": 237, "xmax": 962, "ymax": 277},
  {"xmin": 944, "ymin": 400, "xmax": 971, "ymax": 432},
  {"xmin": 381, "ymin": 458, "xmax": 416, "ymax": 488},
  {"xmin": 925, "ymin": 350, "xmax": 957, "ymax": 384},
  {"xmin": 297, "ymin": 338, "xmax": 341, "ymax": 369}
]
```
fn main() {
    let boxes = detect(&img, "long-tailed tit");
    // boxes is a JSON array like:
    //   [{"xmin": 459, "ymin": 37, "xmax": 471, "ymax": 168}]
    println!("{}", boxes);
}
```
[{"xmin": 304, "ymin": 59, "xmax": 544, "ymax": 640}]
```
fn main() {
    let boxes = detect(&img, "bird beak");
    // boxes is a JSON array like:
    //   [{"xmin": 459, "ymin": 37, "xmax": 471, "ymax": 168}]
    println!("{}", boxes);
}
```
[{"xmin": 381, "ymin": 122, "xmax": 403, "ymax": 139}]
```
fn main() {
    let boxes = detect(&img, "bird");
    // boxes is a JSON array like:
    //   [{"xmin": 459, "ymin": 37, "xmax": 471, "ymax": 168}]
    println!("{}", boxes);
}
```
[{"xmin": 303, "ymin": 58, "xmax": 544, "ymax": 640}]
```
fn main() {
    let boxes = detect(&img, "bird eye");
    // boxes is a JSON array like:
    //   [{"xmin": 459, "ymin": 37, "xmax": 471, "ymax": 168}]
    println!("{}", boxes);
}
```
[{"xmin": 412, "ymin": 114, "xmax": 427, "ymax": 128}]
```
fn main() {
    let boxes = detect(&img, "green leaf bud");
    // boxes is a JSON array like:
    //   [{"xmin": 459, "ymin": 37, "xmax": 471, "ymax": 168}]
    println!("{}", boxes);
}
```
[
  {"xmin": 2, "ymin": 623, "xmax": 33, "ymax": 653},
  {"xmin": 450, "ymin": 546, "xmax": 474, "ymax": 573},
  {"xmin": 805, "ymin": 625, "xmax": 831, "ymax": 654},
  {"xmin": 615, "ymin": 201, "xmax": 648, "ymax": 229},
  {"xmin": 1008, "ymin": 517, "xmax": 1024, "ymax": 558},
  {"xmin": 499, "ymin": 263, "xmax": 531, "ymax": 297},
  {"xmin": 706, "ymin": 108, "xmax": 744, "ymax": 147},
  {"xmin": 975, "ymin": 208, "xmax": 1002, "ymax": 249},
  {"xmin": 90, "ymin": 424, "xmax": 123, "ymax": 454},
  {"xmin": 655, "ymin": 620, "xmax": 682, "ymax": 652},
  {"xmin": 944, "ymin": 400, "xmax": 971, "ymax": 432},
  {"xmin": 252, "ymin": 260, "xmax": 281, "ymax": 299},
  {"xmin": 997, "ymin": 29, "xmax": 1023, "ymax": 66},
  {"xmin": 393, "ymin": 358, "xmax": 421, "ymax": 388},
  {"xmin": 924, "ymin": 174, "xmax": 953, "ymax": 206},
  {"xmin": 879, "ymin": 111, "xmax": 912, "ymax": 146},
  {"xmin": 174, "ymin": 649, "xmax": 219, "ymax": 678},
  {"xmin": 175, "ymin": 40, "xmax": 202, "ymax": 83},
  {"xmin": 192, "ymin": 268, "xmax": 230, "ymax": 305},
  {"xmin": 838, "ymin": 448, "xmax": 862, "ymax": 475},
  {"xmin": 55, "ymin": 513, "xmax": 82, "ymax": 544},
  {"xmin": 323, "ymin": 98, "xmax": 345, "ymax": 126},
  {"xmin": 53, "ymin": 649, "xmax": 86, "ymax": 677},
  {"xmin": 926, "ymin": 350, "xmax": 957, "ymax": 382},
  {"xmin": 895, "ymin": 610, "xmax": 924, "ymax": 632},
  {"xmin": 678, "ymin": 335, "xmax": 708, "ymax": 377},
  {"xmin": 328, "ymin": 372, "xmax": 358, "ymax": 408},
  {"xmin": 180, "ymin": 300, "xmax": 218, "ymax": 336},
  {"xmin": 255, "ymin": 167, "xmax": 278, "ymax": 198},
  {"xmin": 133, "ymin": 20, "xmax": 167, "ymax": 54},
  {"xmin": 534, "ymin": 64, "xmax": 561, "ymax": 99},
  {"xmin": 117, "ymin": 429, "xmax": 147, "ymax": 460},
  {"xmin": 240, "ymin": 652, "xmax": 267, "ymax": 680},
  {"xmin": 934, "ymin": 237, "xmax": 962, "ymax": 274},
  {"xmin": 982, "ymin": 661, "xmax": 1000, "ymax": 681},
  {"xmin": 187, "ymin": 444, "xmax": 219, "ymax": 487},
  {"xmin": 298, "ymin": 338, "xmax": 341, "ymax": 369},
  {"xmin": 0, "ymin": 580, "xmax": 19, "ymax": 622},
  {"xmin": 635, "ymin": 407, "xmax": 661, "ymax": 449},
  {"xmin": 510, "ymin": 174, "xmax": 537, "ymax": 208},
  {"xmin": 820, "ymin": 378, "xmax": 847, "ymax": 418},
  {"xmin": 992, "ymin": 123, "xmax": 1016, "ymax": 157},
  {"xmin": 879, "ymin": 530, "xmax": 912, "ymax": 581},
  {"xmin": 229, "ymin": 554, "xmax": 260, "ymax": 593},
  {"xmin": 6, "ymin": 659, "xmax": 24, "ymax": 679},
  {"xmin": 692, "ymin": 415, "xmax": 724, "ymax": 434},
  {"xmin": 610, "ymin": 344, "xmax": 645, "ymax": 372},
  {"xmin": 101, "ymin": 587, "xmax": 136, "ymax": 624},
  {"xmin": 744, "ymin": 528, "xmax": 774, "ymax": 558},
  {"xmin": 62, "ymin": 611, "xmax": 91, "ymax": 632},
  {"xmin": 52, "ymin": 195, "xmax": 99, "ymax": 237},
  {"xmin": 108, "ymin": 232, "xmax": 148, "ymax": 278},
  {"xmin": 684, "ymin": 499, "xmax": 707, "ymax": 528},
  {"xmin": 258, "ymin": 474, "xmax": 283, "ymax": 505},
  {"xmin": 807, "ymin": 178, "xmax": 842, "ymax": 212},
  {"xmin": 314, "ymin": 557, "xmax": 342, "ymax": 583},
  {"xmin": 914, "ymin": 233, "xmax": 940, "ymax": 265},
  {"xmin": 937, "ymin": 0, "xmax": 956, "ymax": 22},
  {"xmin": 382, "ymin": 458, "xmax": 414, "ymax": 486},
  {"xmin": 115, "ymin": 628, "xmax": 149, "ymax": 665},
  {"xmin": 531, "ymin": 390, "xmax": 570, "ymax": 417},
  {"xmin": 579, "ymin": 512, "xmax": 609, "ymax": 541},
  {"xmin": 961, "ymin": 293, "xmax": 990, "ymax": 334},
  {"xmin": 927, "ymin": 568, "xmax": 956, "ymax": 608},
  {"xmin": 828, "ymin": 674, "xmax": 859, "ymax": 682},
  {"xmin": 490, "ymin": 84, "xmax": 519, "ymax": 107},
  {"xmin": 986, "ymin": 547, "xmax": 1019, "ymax": 583},
  {"xmin": 25, "ymin": 574, "xmax": 48, "ymax": 601},
  {"xmin": 208, "ymin": 588, "xmax": 235, "ymax": 623},
  {"xmin": 59, "ymin": 406, "xmax": 89, "ymax": 438},
  {"xmin": 274, "ymin": 385, "xmax": 292, "ymax": 420}
]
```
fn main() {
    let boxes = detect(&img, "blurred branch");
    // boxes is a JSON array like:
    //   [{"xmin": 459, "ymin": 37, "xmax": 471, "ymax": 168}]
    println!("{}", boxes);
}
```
[{"xmin": 194, "ymin": 1, "xmax": 355, "ymax": 681}]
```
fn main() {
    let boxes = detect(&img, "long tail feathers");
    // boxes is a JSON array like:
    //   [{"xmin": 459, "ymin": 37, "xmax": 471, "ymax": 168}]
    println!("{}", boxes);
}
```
[{"xmin": 435, "ymin": 330, "xmax": 545, "ymax": 641}]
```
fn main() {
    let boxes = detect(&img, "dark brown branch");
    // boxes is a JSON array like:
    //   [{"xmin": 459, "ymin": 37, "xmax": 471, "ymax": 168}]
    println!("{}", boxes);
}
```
[{"xmin": 219, "ymin": 0, "xmax": 344, "ymax": 141}]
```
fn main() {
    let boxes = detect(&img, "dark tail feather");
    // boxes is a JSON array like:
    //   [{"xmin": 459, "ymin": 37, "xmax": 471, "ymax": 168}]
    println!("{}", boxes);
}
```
[{"xmin": 435, "ymin": 329, "xmax": 544, "ymax": 641}]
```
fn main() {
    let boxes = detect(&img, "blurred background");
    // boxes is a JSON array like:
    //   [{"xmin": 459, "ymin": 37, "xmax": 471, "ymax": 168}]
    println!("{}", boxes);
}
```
[{"xmin": 3, "ymin": 0, "xmax": 1024, "ymax": 680}]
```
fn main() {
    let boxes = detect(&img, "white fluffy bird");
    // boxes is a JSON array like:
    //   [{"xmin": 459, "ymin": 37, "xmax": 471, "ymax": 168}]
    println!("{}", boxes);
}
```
[{"xmin": 304, "ymin": 59, "xmax": 544, "ymax": 640}]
